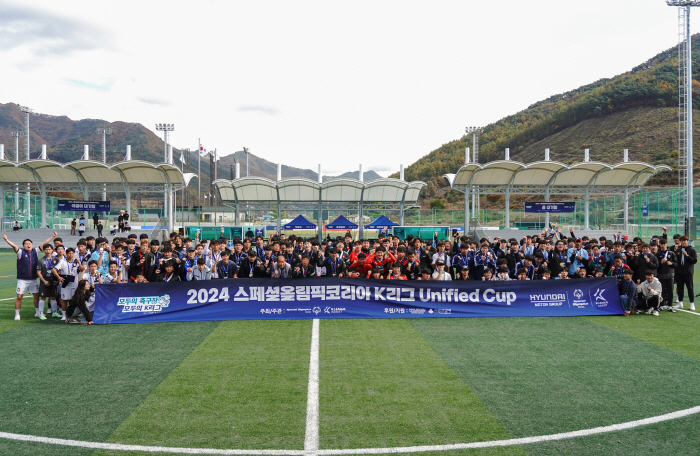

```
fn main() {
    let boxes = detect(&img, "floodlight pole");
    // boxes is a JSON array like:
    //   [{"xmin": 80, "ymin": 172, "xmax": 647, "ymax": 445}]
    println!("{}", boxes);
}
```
[
  {"xmin": 156, "ymin": 123, "xmax": 174, "ymax": 230},
  {"xmin": 667, "ymin": 0, "xmax": 700, "ymax": 236},
  {"xmin": 97, "ymin": 127, "xmax": 112, "ymax": 202},
  {"xmin": 20, "ymin": 106, "xmax": 32, "ymax": 226},
  {"xmin": 465, "ymin": 126, "xmax": 481, "ymax": 226},
  {"xmin": 244, "ymin": 147, "xmax": 250, "ymax": 177}
]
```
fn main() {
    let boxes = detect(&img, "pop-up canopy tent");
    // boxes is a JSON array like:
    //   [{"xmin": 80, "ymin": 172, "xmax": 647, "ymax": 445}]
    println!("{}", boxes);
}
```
[
  {"xmin": 364, "ymin": 215, "xmax": 399, "ymax": 229},
  {"xmin": 283, "ymin": 215, "xmax": 317, "ymax": 230},
  {"xmin": 325, "ymin": 215, "xmax": 358, "ymax": 230}
]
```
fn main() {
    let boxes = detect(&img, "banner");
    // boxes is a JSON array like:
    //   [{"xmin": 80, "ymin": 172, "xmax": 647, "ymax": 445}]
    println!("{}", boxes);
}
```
[
  {"xmin": 524, "ymin": 202, "xmax": 575, "ymax": 213},
  {"xmin": 93, "ymin": 277, "xmax": 623, "ymax": 324},
  {"xmin": 58, "ymin": 200, "xmax": 111, "ymax": 212}
]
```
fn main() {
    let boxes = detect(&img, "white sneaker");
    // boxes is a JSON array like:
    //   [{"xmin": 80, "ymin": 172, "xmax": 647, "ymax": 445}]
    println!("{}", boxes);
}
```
[
  {"xmin": 676, "ymin": 302, "xmax": 684, "ymax": 309},
  {"xmin": 14, "ymin": 314, "xmax": 20, "ymax": 321},
  {"xmin": 691, "ymin": 303, "xmax": 696, "ymax": 311},
  {"xmin": 652, "ymin": 310, "xmax": 659, "ymax": 316},
  {"xmin": 60, "ymin": 315, "xmax": 66, "ymax": 321}
]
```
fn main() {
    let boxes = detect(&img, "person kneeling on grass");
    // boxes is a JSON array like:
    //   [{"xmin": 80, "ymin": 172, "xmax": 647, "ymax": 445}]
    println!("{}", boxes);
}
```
[
  {"xmin": 619, "ymin": 269, "xmax": 637, "ymax": 316},
  {"xmin": 637, "ymin": 270, "xmax": 662, "ymax": 316},
  {"xmin": 65, "ymin": 279, "xmax": 93, "ymax": 325}
]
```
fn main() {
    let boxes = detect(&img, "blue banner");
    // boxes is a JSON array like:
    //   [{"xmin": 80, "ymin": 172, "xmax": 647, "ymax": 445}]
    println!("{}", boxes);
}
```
[
  {"xmin": 93, "ymin": 277, "xmax": 623, "ymax": 324},
  {"xmin": 58, "ymin": 200, "xmax": 111, "ymax": 212},
  {"xmin": 642, "ymin": 203, "xmax": 649, "ymax": 217},
  {"xmin": 524, "ymin": 202, "xmax": 575, "ymax": 213}
]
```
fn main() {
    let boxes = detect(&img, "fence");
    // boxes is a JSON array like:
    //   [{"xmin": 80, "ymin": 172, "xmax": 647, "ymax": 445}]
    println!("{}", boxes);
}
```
[{"xmin": 3, "ymin": 187, "xmax": 694, "ymax": 239}]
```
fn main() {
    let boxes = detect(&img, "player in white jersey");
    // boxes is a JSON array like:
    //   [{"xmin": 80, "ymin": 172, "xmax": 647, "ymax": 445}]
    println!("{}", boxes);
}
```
[
  {"xmin": 103, "ymin": 261, "xmax": 122, "ymax": 284},
  {"xmin": 52, "ymin": 246, "xmax": 82, "ymax": 321}
]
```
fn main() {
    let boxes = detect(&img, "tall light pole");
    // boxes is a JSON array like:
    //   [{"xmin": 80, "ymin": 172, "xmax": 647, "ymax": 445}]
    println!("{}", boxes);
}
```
[
  {"xmin": 465, "ymin": 126, "xmax": 481, "ymax": 222},
  {"xmin": 244, "ymin": 147, "xmax": 250, "ymax": 176},
  {"xmin": 20, "ymin": 106, "xmax": 32, "ymax": 160},
  {"xmin": 11, "ymin": 130, "xmax": 24, "ymax": 215},
  {"xmin": 667, "ymin": 1, "xmax": 700, "ymax": 236},
  {"xmin": 156, "ymin": 123, "xmax": 174, "ymax": 226},
  {"xmin": 20, "ymin": 106, "xmax": 32, "ymax": 226},
  {"xmin": 96, "ymin": 127, "xmax": 112, "ymax": 201}
]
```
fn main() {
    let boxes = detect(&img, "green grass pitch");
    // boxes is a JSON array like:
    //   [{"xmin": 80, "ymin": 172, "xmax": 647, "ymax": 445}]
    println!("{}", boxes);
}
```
[{"xmin": 0, "ymin": 248, "xmax": 699, "ymax": 456}]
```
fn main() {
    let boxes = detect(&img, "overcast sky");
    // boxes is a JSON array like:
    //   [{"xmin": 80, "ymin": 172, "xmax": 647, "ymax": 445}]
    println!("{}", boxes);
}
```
[{"xmin": 0, "ymin": 1, "xmax": 694, "ymax": 176}]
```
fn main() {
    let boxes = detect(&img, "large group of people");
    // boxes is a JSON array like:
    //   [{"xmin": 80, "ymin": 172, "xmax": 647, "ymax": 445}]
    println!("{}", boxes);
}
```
[{"xmin": 4, "ymin": 225, "xmax": 696, "ymax": 323}]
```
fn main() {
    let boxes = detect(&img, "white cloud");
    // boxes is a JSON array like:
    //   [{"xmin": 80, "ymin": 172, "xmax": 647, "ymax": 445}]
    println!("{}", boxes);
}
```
[{"xmin": 238, "ymin": 106, "xmax": 279, "ymax": 116}]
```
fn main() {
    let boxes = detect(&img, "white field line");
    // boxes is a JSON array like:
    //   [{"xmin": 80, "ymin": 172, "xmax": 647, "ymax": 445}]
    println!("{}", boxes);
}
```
[
  {"xmin": 0, "ymin": 296, "xmax": 32, "ymax": 302},
  {"xmin": 304, "ymin": 318, "xmax": 321, "ymax": 455},
  {"xmin": 678, "ymin": 309, "xmax": 700, "ymax": 316},
  {"xmin": 1, "ymin": 405, "xmax": 699, "ymax": 454}
]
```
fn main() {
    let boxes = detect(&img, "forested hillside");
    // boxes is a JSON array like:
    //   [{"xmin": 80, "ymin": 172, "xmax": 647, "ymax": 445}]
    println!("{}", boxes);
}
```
[{"xmin": 395, "ymin": 35, "xmax": 700, "ymax": 206}]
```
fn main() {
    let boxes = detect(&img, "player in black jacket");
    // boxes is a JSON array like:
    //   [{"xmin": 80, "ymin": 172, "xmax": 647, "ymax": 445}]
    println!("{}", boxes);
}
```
[{"xmin": 675, "ymin": 235, "xmax": 697, "ymax": 310}]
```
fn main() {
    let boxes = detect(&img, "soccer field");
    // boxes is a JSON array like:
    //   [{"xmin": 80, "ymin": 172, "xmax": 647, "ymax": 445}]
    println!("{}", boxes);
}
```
[{"xmin": 1, "ymin": 249, "xmax": 700, "ymax": 456}]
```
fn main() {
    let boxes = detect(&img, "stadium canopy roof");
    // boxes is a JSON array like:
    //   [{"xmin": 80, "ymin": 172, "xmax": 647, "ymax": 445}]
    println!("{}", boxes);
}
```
[
  {"xmin": 0, "ymin": 159, "xmax": 186, "ymax": 192},
  {"xmin": 214, "ymin": 176, "xmax": 427, "ymax": 238},
  {"xmin": 0, "ymin": 158, "xmax": 188, "ymax": 232},
  {"xmin": 214, "ymin": 177, "xmax": 426, "ymax": 209},
  {"xmin": 443, "ymin": 158, "xmax": 672, "ymax": 233},
  {"xmin": 443, "ymin": 160, "xmax": 671, "ymax": 196}
]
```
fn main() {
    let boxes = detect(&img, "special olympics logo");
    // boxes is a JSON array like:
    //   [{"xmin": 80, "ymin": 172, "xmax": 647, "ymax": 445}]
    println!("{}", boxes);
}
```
[
  {"xmin": 573, "ymin": 289, "xmax": 584, "ymax": 299},
  {"xmin": 313, "ymin": 307, "xmax": 321, "ymax": 315}
]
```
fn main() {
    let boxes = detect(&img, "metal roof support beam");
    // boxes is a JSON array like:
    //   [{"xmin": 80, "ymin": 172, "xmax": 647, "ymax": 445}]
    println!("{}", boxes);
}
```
[
  {"xmin": 400, "ymin": 186, "xmax": 407, "ymax": 226},
  {"xmin": 359, "ymin": 190, "xmax": 364, "ymax": 239},
  {"xmin": 0, "ymin": 185, "xmax": 4, "ymax": 230},
  {"xmin": 544, "ymin": 186, "xmax": 551, "ymax": 228},
  {"xmin": 82, "ymin": 188, "xmax": 89, "ymax": 223},
  {"xmin": 464, "ymin": 185, "xmax": 471, "ymax": 236},
  {"xmin": 40, "ymin": 184, "xmax": 46, "ymax": 229},
  {"xmin": 318, "ymin": 197, "xmax": 323, "ymax": 243},
  {"xmin": 504, "ymin": 185, "xmax": 510, "ymax": 229},
  {"xmin": 125, "ymin": 186, "xmax": 131, "ymax": 216},
  {"xmin": 624, "ymin": 186, "xmax": 630, "ymax": 232},
  {"xmin": 168, "ymin": 184, "xmax": 174, "ymax": 233},
  {"xmin": 584, "ymin": 186, "xmax": 590, "ymax": 230},
  {"xmin": 277, "ymin": 201, "xmax": 281, "ymax": 234}
]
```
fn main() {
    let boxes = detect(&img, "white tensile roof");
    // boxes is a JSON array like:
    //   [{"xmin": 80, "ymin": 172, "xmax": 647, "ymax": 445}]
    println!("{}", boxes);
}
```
[
  {"xmin": 0, "ymin": 159, "xmax": 186, "ymax": 186},
  {"xmin": 214, "ymin": 177, "xmax": 426, "ymax": 204},
  {"xmin": 443, "ymin": 160, "xmax": 671, "ymax": 192}
]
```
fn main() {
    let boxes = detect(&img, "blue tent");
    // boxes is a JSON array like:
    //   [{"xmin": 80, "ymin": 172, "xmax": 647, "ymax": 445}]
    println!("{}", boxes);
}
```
[
  {"xmin": 283, "ymin": 215, "xmax": 317, "ymax": 230},
  {"xmin": 325, "ymin": 215, "xmax": 358, "ymax": 230},
  {"xmin": 364, "ymin": 215, "xmax": 399, "ymax": 229}
]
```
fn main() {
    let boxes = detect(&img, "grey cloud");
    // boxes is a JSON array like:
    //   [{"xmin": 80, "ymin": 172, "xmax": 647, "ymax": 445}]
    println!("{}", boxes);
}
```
[
  {"xmin": 0, "ymin": 3, "xmax": 110, "ymax": 56},
  {"xmin": 137, "ymin": 96, "xmax": 171, "ymax": 107},
  {"xmin": 238, "ymin": 106, "xmax": 279, "ymax": 116}
]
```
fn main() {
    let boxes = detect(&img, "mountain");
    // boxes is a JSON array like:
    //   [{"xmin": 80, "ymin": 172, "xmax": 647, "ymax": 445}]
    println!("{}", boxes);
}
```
[
  {"xmin": 394, "ymin": 35, "xmax": 700, "ymax": 205},
  {"xmin": 324, "ymin": 170, "xmax": 383, "ymax": 182},
  {"xmin": 0, "ymin": 102, "xmax": 384, "ymax": 206},
  {"xmin": 214, "ymin": 151, "xmax": 383, "ymax": 182}
]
